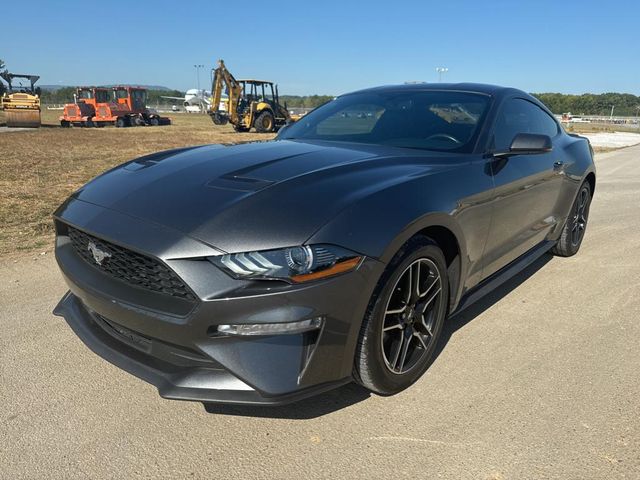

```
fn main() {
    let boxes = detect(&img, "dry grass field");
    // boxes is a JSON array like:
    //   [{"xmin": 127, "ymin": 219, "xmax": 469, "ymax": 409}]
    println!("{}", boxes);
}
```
[
  {"xmin": 563, "ymin": 122, "xmax": 639, "ymax": 134},
  {"xmin": 0, "ymin": 110, "xmax": 275, "ymax": 257}
]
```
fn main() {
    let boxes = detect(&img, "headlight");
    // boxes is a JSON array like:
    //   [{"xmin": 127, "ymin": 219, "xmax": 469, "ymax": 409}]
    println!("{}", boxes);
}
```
[{"xmin": 208, "ymin": 245, "xmax": 363, "ymax": 283}]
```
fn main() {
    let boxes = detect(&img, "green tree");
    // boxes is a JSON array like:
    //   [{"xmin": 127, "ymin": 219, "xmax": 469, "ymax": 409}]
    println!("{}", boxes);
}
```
[{"xmin": 532, "ymin": 92, "xmax": 640, "ymax": 116}]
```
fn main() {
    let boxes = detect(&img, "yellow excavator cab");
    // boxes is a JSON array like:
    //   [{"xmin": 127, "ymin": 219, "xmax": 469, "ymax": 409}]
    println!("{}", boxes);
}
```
[
  {"xmin": 0, "ymin": 73, "xmax": 42, "ymax": 128},
  {"xmin": 208, "ymin": 59, "xmax": 290, "ymax": 133}
]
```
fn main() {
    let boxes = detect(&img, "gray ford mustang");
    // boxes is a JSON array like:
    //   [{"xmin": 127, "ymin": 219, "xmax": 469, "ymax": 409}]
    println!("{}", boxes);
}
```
[{"xmin": 53, "ymin": 83, "xmax": 595, "ymax": 406}]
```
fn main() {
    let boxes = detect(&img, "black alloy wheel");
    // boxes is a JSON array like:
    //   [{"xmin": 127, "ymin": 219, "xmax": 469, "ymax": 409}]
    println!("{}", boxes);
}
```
[
  {"xmin": 354, "ymin": 236, "xmax": 449, "ymax": 395},
  {"xmin": 571, "ymin": 186, "xmax": 590, "ymax": 246},
  {"xmin": 381, "ymin": 258, "xmax": 443, "ymax": 374},
  {"xmin": 552, "ymin": 182, "xmax": 592, "ymax": 257}
]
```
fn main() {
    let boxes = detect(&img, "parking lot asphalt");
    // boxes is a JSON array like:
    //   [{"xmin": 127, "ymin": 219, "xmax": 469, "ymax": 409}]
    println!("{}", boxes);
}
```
[{"xmin": 1, "ymin": 145, "xmax": 639, "ymax": 479}]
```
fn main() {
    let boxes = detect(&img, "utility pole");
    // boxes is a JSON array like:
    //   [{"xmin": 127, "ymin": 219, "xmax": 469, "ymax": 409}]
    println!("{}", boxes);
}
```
[
  {"xmin": 194, "ymin": 64, "xmax": 205, "ymax": 113},
  {"xmin": 609, "ymin": 105, "xmax": 615, "ymax": 121},
  {"xmin": 435, "ymin": 67, "xmax": 449, "ymax": 82}
]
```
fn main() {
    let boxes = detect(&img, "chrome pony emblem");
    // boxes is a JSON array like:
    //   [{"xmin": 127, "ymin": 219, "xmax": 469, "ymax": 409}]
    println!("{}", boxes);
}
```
[{"xmin": 87, "ymin": 241, "xmax": 112, "ymax": 266}]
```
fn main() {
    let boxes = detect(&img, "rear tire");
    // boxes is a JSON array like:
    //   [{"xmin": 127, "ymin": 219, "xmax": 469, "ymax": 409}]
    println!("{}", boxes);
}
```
[
  {"xmin": 115, "ymin": 117, "xmax": 127, "ymax": 128},
  {"xmin": 60, "ymin": 120, "xmax": 70, "ymax": 128},
  {"xmin": 254, "ymin": 111, "xmax": 275, "ymax": 133},
  {"xmin": 354, "ymin": 236, "xmax": 449, "ymax": 395},
  {"xmin": 149, "ymin": 117, "xmax": 160, "ymax": 126},
  {"xmin": 551, "ymin": 182, "xmax": 592, "ymax": 257}
]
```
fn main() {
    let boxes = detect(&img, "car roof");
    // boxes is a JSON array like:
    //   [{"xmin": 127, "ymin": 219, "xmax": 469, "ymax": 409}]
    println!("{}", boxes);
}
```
[{"xmin": 347, "ymin": 83, "xmax": 525, "ymax": 98}]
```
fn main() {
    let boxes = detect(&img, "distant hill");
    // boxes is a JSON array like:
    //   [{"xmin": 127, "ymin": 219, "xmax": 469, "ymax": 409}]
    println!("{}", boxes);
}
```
[{"xmin": 39, "ymin": 84, "xmax": 175, "ymax": 91}]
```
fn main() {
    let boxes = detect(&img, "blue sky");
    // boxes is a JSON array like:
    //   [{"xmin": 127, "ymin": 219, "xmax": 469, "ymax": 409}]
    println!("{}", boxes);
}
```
[{"xmin": 2, "ymin": 0, "xmax": 639, "ymax": 95}]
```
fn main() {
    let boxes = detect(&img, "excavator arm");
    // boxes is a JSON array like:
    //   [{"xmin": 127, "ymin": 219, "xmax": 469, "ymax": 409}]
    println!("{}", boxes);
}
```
[{"xmin": 209, "ymin": 59, "xmax": 243, "ymax": 125}]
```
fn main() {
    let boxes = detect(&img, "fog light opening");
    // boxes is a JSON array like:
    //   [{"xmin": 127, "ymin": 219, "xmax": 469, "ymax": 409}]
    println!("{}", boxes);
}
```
[{"xmin": 213, "ymin": 317, "xmax": 324, "ymax": 336}]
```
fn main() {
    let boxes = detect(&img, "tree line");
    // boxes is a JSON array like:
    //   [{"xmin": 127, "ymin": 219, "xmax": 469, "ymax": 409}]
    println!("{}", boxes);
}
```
[
  {"xmin": 280, "ymin": 95, "xmax": 334, "ymax": 109},
  {"xmin": 532, "ymin": 92, "xmax": 640, "ymax": 116},
  {"xmin": 288, "ymin": 93, "xmax": 640, "ymax": 115}
]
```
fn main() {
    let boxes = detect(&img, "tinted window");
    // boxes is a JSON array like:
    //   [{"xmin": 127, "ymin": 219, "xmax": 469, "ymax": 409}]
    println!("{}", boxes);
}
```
[
  {"xmin": 493, "ymin": 98, "xmax": 559, "ymax": 151},
  {"xmin": 95, "ymin": 90, "xmax": 109, "ymax": 103},
  {"xmin": 280, "ymin": 91, "xmax": 490, "ymax": 153}
]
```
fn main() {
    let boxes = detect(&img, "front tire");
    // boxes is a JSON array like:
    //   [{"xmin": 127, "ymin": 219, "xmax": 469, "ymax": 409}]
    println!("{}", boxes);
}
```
[
  {"xmin": 552, "ymin": 182, "xmax": 592, "ymax": 257},
  {"xmin": 254, "ymin": 111, "xmax": 275, "ymax": 133},
  {"xmin": 354, "ymin": 236, "xmax": 449, "ymax": 395}
]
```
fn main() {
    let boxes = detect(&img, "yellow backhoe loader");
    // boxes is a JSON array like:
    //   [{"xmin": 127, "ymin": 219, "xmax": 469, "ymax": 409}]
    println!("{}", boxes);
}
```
[
  {"xmin": 209, "ymin": 59, "xmax": 290, "ymax": 133},
  {"xmin": 0, "ymin": 72, "xmax": 41, "ymax": 128}
]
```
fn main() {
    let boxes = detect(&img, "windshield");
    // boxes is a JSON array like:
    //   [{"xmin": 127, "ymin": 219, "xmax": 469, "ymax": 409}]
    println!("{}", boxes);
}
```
[
  {"xmin": 95, "ymin": 90, "xmax": 109, "ymax": 103},
  {"xmin": 131, "ymin": 89, "xmax": 147, "ymax": 108},
  {"xmin": 115, "ymin": 88, "xmax": 128, "ymax": 99},
  {"xmin": 279, "ymin": 90, "xmax": 490, "ymax": 153}
]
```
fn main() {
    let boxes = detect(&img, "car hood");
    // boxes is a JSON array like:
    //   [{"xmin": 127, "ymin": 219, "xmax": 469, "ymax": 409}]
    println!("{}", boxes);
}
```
[{"xmin": 71, "ymin": 140, "xmax": 452, "ymax": 254}]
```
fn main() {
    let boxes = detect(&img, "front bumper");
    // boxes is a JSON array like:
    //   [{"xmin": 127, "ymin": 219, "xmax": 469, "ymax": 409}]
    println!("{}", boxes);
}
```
[
  {"xmin": 54, "ymin": 292, "xmax": 353, "ymax": 405},
  {"xmin": 53, "ymin": 199, "xmax": 384, "ymax": 405}
]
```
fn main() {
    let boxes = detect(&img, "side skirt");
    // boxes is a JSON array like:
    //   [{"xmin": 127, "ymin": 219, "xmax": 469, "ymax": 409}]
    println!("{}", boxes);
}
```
[{"xmin": 451, "ymin": 240, "xmax": 554, "ymax": 316}]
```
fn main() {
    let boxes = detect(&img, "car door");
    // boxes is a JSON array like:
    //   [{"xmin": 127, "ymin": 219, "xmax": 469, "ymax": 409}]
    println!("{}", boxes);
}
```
[{"xmin": 481, "ymin": 97, "xmax": 564, "ymax": 279}]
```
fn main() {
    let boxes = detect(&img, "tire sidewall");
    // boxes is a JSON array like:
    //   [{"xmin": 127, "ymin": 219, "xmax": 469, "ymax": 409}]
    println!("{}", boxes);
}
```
[
  {"xmin": 566, "ymin": 182, "xmax": 592, "ymax": 255},
  {"xmin": 572, "ymin": 183, "xmax": 592, "ymax": 248},
  {"xmin": 255, "ymin": 111, "xmax": 274, "ymax": 133},
  {"xmin": 359, "ymin": 240, "xmax": 449, "ymax": 394}
]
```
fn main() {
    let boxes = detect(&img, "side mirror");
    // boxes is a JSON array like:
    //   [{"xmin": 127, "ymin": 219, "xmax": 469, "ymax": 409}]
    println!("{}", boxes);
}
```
[{"xmin": 494, "ymin": 133, "xmax": 552, "ymax": 157}]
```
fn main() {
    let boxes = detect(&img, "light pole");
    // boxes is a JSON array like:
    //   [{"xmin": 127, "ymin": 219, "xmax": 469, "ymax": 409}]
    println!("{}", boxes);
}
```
[
  {"xmin": 194, "ymin": 64, "xmax": 204, "ymax": 92},
  {"xmin": 435, "ymin": 67, "xmax": 449, "ymax": 82}
]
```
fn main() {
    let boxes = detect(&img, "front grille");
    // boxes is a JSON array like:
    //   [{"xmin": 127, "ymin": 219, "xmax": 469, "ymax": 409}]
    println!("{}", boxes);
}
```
[{"xmin": 67, "ymin": 226, "xmax": 196, "ymax": 301}]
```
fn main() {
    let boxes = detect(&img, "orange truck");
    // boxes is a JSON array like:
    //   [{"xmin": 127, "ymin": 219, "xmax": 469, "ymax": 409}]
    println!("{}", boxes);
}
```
[
  {"xmin": 60, "ymin": 87, "xmax": 110, "ymax": 127},
  {"xmin": 92, "ymin": 86, "xmax": 171, "ymax": 127},
  {"xmin": 60, "ymin": 86, "xmax": 171, "ymax": 127}
]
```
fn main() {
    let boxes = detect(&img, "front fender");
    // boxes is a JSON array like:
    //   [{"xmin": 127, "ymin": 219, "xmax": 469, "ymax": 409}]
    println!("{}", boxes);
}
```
[{"xmin": 307, "ymin": 161, "xmax": 495, "ymax": 311}]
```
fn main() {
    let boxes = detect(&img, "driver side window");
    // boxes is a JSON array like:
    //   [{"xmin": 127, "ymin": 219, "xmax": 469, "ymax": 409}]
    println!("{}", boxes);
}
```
[{"xmin": 493, "ymin": 98, "xmax": 559, "ymax": 151}]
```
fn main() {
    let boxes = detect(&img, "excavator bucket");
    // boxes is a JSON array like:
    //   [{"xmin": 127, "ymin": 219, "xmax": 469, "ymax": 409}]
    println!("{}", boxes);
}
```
[{"xmin": 5, "ymin": 109, "xmax": 41, "ymax": 128}]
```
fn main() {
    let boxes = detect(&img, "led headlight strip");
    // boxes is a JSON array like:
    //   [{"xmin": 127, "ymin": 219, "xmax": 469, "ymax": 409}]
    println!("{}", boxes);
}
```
[
  {"xmin": 209, "ymin": 245, "xmax": 362, "ymax": 283},
  {"xmin": 216, "ymin": 317, "xmax": 323, "ymax": 336}
]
